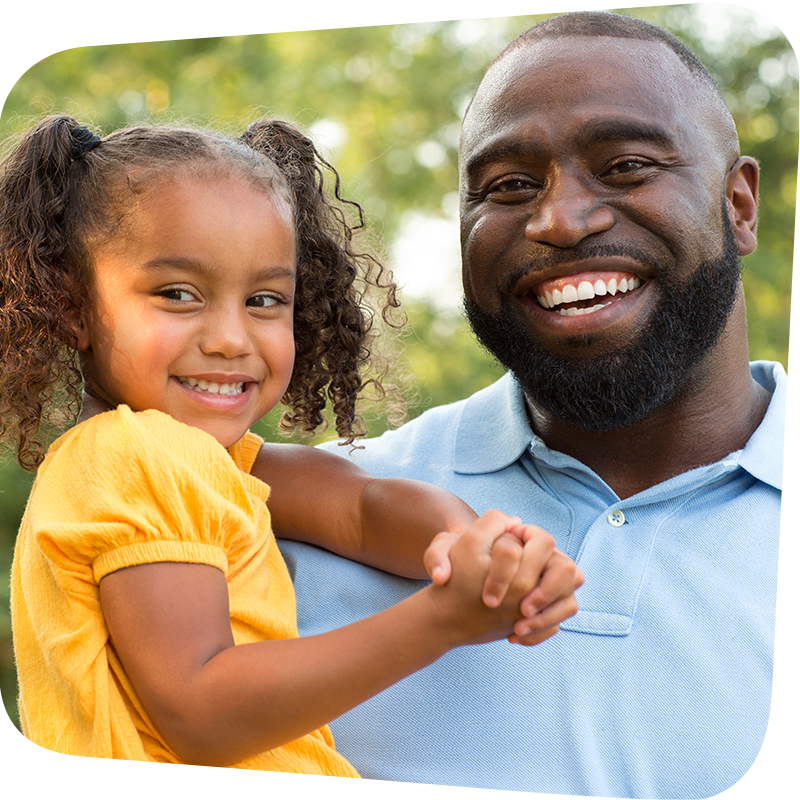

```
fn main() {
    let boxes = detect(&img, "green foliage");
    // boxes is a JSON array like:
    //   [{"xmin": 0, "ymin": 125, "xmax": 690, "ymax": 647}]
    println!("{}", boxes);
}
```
[{"xmin": 0, "ymin": 5, "xmax": 796, "ymax": 732}]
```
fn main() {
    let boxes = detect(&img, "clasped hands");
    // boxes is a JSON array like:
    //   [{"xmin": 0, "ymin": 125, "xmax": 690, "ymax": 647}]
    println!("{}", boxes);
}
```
[{"xmin": 424, "ymin": 509, "xmax": 584, "ymax": 646}]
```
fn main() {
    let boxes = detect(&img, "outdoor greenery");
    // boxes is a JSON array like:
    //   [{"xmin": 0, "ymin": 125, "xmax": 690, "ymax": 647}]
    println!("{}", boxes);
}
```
[{"xmin": 0, "ymin": 5, "xmax": 796, "ymax": 730}]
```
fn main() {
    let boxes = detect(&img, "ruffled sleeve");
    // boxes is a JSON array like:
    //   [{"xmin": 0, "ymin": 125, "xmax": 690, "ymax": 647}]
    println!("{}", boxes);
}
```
[{"xmin": 28, "ymin": 406, "xmax": 269, "ymax": 584}]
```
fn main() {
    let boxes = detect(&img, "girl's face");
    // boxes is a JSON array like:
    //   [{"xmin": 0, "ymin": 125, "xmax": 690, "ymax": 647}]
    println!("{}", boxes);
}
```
[{"xmin": 75, "ymin": 171, "xmax": 297, "ymax": 449}]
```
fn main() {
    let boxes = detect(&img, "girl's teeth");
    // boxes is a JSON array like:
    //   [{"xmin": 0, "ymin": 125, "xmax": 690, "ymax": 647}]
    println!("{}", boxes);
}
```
[
  {"xmin": 178, "ymin": 377, "xmax": 245, "ymax": 395},
  {"xmin": 536, "ymin": 275, "xmax": 641, "ymax": 309}
]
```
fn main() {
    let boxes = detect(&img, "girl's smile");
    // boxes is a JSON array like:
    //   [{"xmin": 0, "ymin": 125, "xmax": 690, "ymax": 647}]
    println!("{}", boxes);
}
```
[
  {"xmin": 173, "ymin": 374, "xmax": 256, "ymax": 410},
  {"xmin": 75, "ymin": 171, "xmax": 297, "ymax": 448}
]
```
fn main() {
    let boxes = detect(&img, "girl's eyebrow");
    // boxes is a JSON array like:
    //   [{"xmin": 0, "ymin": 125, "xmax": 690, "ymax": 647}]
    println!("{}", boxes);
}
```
[{"xmin": 141, "ymin": 257, "xmax": 296, "ymax": 283}]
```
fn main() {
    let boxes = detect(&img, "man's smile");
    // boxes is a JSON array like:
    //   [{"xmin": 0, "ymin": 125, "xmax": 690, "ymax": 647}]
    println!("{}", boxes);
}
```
[
  {"xmin": 507, "ymin": 263, "xmax": 653, "ymax": 335},
  {"xmin": 531, "ymin": 271, "xmax": 645, "ymax": 316}
]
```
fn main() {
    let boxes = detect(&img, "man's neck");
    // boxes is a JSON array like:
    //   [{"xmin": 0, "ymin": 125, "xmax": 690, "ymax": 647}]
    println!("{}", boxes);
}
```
[{"xmin": 524, "ymin": 319, "xmax": 771, "ymax": 500}]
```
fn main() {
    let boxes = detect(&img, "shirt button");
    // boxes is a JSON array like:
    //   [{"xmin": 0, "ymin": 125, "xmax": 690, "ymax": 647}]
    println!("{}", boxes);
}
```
[{"xmin": 607, "ymin": 510, "xmax": 626, "ymax": 527}]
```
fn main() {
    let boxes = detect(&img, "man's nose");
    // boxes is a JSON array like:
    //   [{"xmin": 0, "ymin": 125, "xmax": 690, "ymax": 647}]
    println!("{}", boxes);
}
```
[{"xmin": 525, "ymin": 170, "xmax": 614, "ymax": 248}]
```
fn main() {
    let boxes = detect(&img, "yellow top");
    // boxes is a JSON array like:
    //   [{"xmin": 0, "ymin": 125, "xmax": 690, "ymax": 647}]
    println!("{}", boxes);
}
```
[{"xmin": 10, "ymin": 406, "xmax": 358, "ymax": 777}]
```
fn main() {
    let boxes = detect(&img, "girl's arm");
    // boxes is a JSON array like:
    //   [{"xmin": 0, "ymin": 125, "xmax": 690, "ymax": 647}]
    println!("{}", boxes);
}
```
[
  {"xmin": 99, "ymin": 511, "xmax": 581, "ymax": 768},
  {"xmin": 254, "ymin": 442, "xmax": 576, "ymax": 613},
  {"xmin": 254, "ymin": 441, "xmax": 479, "ymax": 578}
]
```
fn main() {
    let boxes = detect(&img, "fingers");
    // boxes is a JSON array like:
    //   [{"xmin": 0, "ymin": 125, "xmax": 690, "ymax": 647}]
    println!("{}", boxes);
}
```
[
  {"xmin": 477, "ymin": 518, "xmax": 558, "ymax": 610},
  {"xmin": 430, "ymin": 510, "xmax": 523, "ymax": 597},
  {"xmin": 447, "ymin": 512, "xmax": 582, "ymax": 636},
  {"xmin": 512, "ymin": 593, "xmax": 580, "ymax": 638},
  {"xmin": 467, "ymin": 509, "xmax": 522, "ymax": 539},
  {"xmin": 508, "ymin": 552, "xmax": 582, "ymax": 646},
  {"xmin": 519, "ymin": 549, "xmax": 584, "ymax": 618},
  {"xmin": 464, "ymin": 510, "xmax": 524, "ymax": 608},
  {"xmin": 481, "ymin": 533, "xmax": 524, "ymax": 607},
  {"xmin": 497, "ymin": 524, "xmax": 556, "ymax": 610},
  {"xmin": 507, "ymin": 625, "xmax": 562, "ymax": 647},
  {"xmin": 423, "ymin": 531, "xmax": 458, "ymax": 585}
]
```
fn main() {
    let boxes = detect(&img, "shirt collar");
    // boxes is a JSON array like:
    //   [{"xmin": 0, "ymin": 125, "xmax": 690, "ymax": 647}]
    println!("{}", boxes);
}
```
[
  {"xmin": 736, "ymin": 360, "xmax": 786, "ymax": 490},
  {"xmin": 453, "ymin": 373, "xmax": 534, "ymax": 474},
  {"xmin": 453, "ymin": 362, "xmax": 786, "ymax": 489}
]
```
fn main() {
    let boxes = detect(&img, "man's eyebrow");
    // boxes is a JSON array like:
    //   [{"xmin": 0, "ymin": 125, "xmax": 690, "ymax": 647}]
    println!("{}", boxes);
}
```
[
  {"xmin": 573, "ymin": 119, "xmax": 676, "ymax": 150},
  {"xmin": 464, "ymin": 119, "xmax": 676, "ymax": 179},
  {"xmin": 464, "ymin": 140, "xmax": 544, "ymax": 180}
]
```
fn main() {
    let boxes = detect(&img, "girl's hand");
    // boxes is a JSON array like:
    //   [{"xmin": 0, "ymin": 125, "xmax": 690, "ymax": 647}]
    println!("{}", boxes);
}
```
[
  {"xmin": 424, "ymin": 510, "xmax": 525, "ymax": 603},
  {"xmin": 509, "ymin": 534, "xmax": 584, "ymax": 646},
  {"xmin": 424, "ymin": 512, "xmax": 584, "ymax": 647}
]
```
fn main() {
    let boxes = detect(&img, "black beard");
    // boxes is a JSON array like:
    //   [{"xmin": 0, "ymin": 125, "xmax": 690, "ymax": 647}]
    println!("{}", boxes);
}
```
[{"xmin": 464, "ymin": 216, "xmax": 742, "ymax": 432}]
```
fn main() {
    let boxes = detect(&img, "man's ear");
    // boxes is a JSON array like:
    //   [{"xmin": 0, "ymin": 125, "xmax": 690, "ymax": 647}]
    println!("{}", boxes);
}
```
[{"xmin": 725, "ymin": 156, "xmax": 759, "ymax": 256}]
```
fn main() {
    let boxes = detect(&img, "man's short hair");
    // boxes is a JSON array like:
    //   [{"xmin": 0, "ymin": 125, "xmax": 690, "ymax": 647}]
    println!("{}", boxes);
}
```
[{"xmin": 494, "ymin": 11, "xmax": 723, "ymax": 99}]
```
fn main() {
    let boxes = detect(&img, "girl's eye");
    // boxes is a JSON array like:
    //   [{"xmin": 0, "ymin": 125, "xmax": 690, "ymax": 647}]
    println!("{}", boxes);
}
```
[
  {"xmin": 157, "ymin": 287, "xmax": 196, "ymax": 302},
  {"xmin": 246, "ymin": 294, "xmax": 280, "ymax": 309}
]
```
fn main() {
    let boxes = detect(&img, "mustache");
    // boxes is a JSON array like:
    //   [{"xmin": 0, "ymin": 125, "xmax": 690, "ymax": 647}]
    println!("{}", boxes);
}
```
[{"xmin": 503, "ymin": 242, "xmax": 665, "ymax": 292}]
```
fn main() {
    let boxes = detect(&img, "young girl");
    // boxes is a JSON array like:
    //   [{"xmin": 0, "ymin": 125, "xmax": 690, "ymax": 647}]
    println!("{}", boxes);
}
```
[{"xmin": 1, "ymin": 115, "xmax": 582, "ymax": 775}]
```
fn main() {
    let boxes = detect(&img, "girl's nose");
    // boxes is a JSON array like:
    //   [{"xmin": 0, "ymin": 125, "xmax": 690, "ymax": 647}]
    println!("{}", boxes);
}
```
[{"xmin": 198, "ymin": 307, "xmax": 253, "ymax": 359}]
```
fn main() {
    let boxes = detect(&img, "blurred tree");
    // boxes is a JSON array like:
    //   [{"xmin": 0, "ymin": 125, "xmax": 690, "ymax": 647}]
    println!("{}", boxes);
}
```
[
  {"xmin": 0, "ymin": 5, "xmax": 796, "ymax": 730},
  {"xmin": 3, "ymin": 5, "xmax": 792, "ymax": 358}
]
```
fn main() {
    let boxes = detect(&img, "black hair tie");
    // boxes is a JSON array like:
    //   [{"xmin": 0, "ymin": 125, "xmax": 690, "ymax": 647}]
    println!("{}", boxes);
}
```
[{"xmin": 70, "ymin": 126, "xmax": 102, "ymax": 159}]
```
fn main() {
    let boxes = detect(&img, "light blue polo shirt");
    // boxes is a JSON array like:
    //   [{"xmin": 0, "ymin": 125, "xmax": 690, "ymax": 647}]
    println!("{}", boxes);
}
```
[{"xmin": 278, "ymin": 361, "xmax": 784, "ymax": 799}]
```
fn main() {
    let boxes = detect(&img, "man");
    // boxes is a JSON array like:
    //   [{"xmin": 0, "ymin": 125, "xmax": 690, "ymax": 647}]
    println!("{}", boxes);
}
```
[{"xmin": 278, "ymin": 12, "xmax": 785, "ymax": 799}]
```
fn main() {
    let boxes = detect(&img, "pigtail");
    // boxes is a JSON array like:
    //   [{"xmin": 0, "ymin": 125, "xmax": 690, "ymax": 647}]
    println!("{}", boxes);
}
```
[
  {"xmin": 240, "ymin": 119, "xmax": 402, "ymax": 444},
  {"xmin": 0, "ymin": 116, "xmax": 94, "ymax": 469},
  {"xmin": 1, "ymin": 113, "xmax": 402, "ymax": 465}
]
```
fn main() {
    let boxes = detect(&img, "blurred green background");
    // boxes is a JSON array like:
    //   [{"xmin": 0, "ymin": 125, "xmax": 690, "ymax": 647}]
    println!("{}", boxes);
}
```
[{"xmin": 1, "ymin": 5, "xmax": 796, "ymax": 728}]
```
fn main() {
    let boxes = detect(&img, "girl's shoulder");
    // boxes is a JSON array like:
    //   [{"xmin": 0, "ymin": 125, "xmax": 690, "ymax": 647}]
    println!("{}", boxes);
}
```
[
  {"xmin": 52, "ymin": 405, "xmax": 221, "ymax": 461},
  {"xmin": 43, "ymin": 406, "xmax": 253, "ymax": 494},
  {"xmin": 26, "ymin": 408, "xmax": 266, "ymax": 573}
]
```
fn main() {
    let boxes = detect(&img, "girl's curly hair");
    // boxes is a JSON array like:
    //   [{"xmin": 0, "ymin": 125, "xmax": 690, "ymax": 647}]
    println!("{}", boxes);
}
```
[{"xmin": 0, "ymin": 114, "xmax": 400, "ymax": 470}]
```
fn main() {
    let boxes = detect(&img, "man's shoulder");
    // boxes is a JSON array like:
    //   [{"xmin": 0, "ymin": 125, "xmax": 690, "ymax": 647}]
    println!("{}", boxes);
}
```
[
  {"xmin": 318, "ymin": 373, "xmax": 532, "ymax": 482},
  {"xmin": 320, "ymin": 394, "xmax": 469, "ymax": 478}
]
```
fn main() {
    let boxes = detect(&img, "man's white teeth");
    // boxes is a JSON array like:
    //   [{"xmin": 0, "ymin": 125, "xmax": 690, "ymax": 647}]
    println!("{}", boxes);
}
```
[
  {"xmin": 556, "ymin": 302, "xmax": 613, "ymax": 317},
  {"xmin": 178, "ymin": 377, "xmax": 245, "ymax": 395},
  {"xmin": 537, "ymin": 275, "xmax": 642, "ymax": 311}
]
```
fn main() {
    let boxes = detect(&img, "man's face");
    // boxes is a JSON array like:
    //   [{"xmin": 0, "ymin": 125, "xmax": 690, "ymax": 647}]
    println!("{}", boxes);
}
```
[{"xmin": 459, "ymin": 37, "xmax": 756, "ymax": 430}]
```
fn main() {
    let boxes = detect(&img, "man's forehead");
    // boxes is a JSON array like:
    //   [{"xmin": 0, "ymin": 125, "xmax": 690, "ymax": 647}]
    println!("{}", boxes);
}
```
[
  {"xmin": 472, "ymin": 36, "xmax": 698, "ymax": 120},
  {"xmin": 461, "ymin": 35, "xmax": 735, "ymax": 162}
]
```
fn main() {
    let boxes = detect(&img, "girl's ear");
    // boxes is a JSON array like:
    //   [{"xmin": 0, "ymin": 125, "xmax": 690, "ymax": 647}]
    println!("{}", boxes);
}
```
[
  {"xmin": 725, "ymin": 156, "xmax": 759, "ymax": 257},
  {"xmin": 61, "ymin": 307, "xmax": 91, "ymax": 351}
]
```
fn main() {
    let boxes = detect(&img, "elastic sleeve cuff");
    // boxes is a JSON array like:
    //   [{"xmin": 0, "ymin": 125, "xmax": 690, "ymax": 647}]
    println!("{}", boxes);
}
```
[{"xmin": 92, "ymin": 540, "xmax": 229, "ymax": 583}]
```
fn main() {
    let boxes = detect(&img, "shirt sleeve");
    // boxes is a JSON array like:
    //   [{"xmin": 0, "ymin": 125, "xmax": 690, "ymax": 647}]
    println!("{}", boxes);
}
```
[{"xmin": 28, "ymin": 407, "xmax": 262, "ymax": 585}]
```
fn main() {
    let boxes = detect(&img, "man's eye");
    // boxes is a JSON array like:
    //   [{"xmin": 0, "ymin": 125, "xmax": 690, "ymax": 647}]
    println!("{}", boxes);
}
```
[
  {"xmin": 483, "ymin": 176, "xmax": 541, "ymax": 201},
  {"xmin": 490, "ymin": 177, "xmax": 536, "ymax": 193},
  {"xmin": 604, "ymin": 159, "xmax": 649, "ymax": 176}
]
